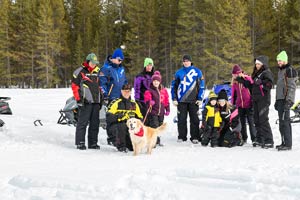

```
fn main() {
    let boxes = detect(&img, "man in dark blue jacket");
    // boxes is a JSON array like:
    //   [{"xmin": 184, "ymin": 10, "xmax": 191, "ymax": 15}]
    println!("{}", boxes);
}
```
[
  {"xmin": 99, "ymin": 48, "xmax": 128, "ymax": 145},
  {"xmin": 171, "ymin": 55, "xmax": 205, "ymax": 144}
]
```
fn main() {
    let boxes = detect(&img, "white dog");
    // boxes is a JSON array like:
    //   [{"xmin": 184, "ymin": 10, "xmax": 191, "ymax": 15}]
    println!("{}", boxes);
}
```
[{"xmin": 126, "ymin": 118, "xmax": 166, "ymax": 156}]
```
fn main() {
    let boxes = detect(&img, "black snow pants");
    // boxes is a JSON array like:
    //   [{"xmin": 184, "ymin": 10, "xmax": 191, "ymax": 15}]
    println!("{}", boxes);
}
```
[
  {"xmin": 238, "ymin": 107, "xmax": 256, "ymax": 142},
  {"xmin": 253, "ymin": 99, "xmax": 273, "ymax": 145},
  {"xmin": 75, "ymin": 103, "xmax": 100, "ymax": 145},
  {"xmin": 177, "ymin": 102, "xmax": 200, "ymax": 141},
  {"xmin": 276, "ymin": 99, "xmax": 292, "ymax": 147}
]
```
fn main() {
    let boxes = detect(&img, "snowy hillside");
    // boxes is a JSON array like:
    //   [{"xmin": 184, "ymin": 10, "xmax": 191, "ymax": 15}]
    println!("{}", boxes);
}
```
[{"xmin": 0, "ymin": 88, "xmax": 300, "ymax": 200}]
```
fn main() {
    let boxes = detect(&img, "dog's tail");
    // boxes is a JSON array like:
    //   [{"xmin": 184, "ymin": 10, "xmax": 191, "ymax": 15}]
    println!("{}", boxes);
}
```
[{"xmin": 157, "ymin": 122, "xmax": 167, "ymax": 135}]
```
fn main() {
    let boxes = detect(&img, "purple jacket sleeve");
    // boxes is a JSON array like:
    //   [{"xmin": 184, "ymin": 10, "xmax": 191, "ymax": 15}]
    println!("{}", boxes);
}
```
[{"xmin": 134, "ymin": 76, "xmax": 143, "ymax": 101}]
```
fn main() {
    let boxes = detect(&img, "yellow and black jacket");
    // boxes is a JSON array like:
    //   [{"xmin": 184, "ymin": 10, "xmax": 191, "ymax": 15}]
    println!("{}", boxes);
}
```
[
  {"xmin": 202, "ymin": 103, "xmax": 222, "ymax": 128},
  {"xmin": 106, "ymin": 97, "xmax": 143, "ymax": 125}
]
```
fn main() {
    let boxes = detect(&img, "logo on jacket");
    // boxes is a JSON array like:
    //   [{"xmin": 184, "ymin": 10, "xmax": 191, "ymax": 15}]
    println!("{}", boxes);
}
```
[{"xmin": 178, "ymin": 69, "xmax": 198, "ymax": 100}]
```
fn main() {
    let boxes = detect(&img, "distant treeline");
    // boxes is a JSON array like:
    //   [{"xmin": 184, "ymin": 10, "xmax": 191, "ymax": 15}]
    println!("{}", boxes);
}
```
[{"xmin": 0, "ymin": 0, "xmax": 299, "ymax": 88}]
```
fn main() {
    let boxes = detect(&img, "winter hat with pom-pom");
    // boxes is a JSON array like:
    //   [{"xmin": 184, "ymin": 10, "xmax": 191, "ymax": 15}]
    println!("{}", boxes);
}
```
[
  {"xmin": 232, "ymin": 64, "xmax": 242, "ymax": 75},
  {"xmin": 151, "ymin": 71, "xmax": 162, "ymax": 82},
  {"xmin": 112, "ymin": 48, "xmax": 124, "ymax": 60}
]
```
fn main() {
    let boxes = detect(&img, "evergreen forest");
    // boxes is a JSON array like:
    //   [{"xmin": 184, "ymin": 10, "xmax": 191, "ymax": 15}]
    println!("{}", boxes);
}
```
[{"xmin": 0, "ymin": 0, "xmax": 299, "ymax": 88}]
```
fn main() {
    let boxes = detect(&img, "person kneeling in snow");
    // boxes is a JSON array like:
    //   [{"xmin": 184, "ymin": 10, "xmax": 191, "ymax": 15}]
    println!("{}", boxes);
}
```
[
  {"xmin": 201, "ymin": 91, "xmax": 222, "ymax": 147},
  {"xmin": 217, "ymin": 89, "xmax": 243, "ymax": 147},
  {"xmin": 106, "ymin": 84, "xmax": 143, "ymax": 153}
]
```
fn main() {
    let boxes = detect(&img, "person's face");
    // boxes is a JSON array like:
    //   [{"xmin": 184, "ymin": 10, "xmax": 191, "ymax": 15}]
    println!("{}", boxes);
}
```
[
  {"xmin": 277, "ymin": 60, "xmax": 286, "ymax": 67},
  {"xmin": 121, "ymin": 89, "xmax": 131, "ymax": 99},
  {"xmin": 255, "ymin": 63, "xmax": 262, "ymax": 70},
  {"xmin": 145, "ymin": 64, "xmax": 153, "ymax": 72},
  {"xmin": 218, "ymin": 99, "xmax": 226, "ymax": 107},
  {"xmin": 183, "ymin": 60, "xmax": 191, "ymax": 67},
  {"xmin": 89, "ymin": 62, "xmax": 97, "ymax": 68},
  {"xmin": 210, "ymin": 99, "xmax": 217, "ymax": 106},
  {"xmin": 152, "ymin": 80, "xmax": 160, "ymax": 88},
  {"xmin": 112, "ymin": 58, "xmax": 123, "ymax": 65}
]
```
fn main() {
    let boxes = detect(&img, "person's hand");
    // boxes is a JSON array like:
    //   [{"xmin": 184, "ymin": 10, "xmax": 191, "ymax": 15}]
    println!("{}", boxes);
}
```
[
  {"xmin": 165, "ymin": 111, "xmax": 170, "ymax": 116},
  {"xmin": 254, "ymin": 79, "xmax": 262, "ymax": 85},
  {"xmin": 284, "ymin": 100, "xmax": 293, "ymax": 111},
  {"xmin": 195, "ymin": 100, "xmax": 202, "ymax": 107},
  {"xmin": 77, "ymin": 101, "xmax": 83, "ymax": 107},
  {"xmin": 117, "ymin": 113, "xmax": 129, "ymax": 122},
  {"xmin": 274, "ymin": 100, "xmax": 279, "ymax": 111},
  {"xmin": 103, "ymin": 97, "xmax": 109, "ymax": 105},
  {"xmin": 150, "ymin": 100, "xmax": 155, "ymax": 106},
  {"xmin": 172, "ymin": 100, "xmax": 178, "ymax": 106}
]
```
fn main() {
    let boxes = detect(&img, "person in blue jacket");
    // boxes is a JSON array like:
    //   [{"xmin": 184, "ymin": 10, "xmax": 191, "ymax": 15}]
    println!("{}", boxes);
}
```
[
  {"xmin": 99, "ymin": 48, "xmax": 127, "ymax": 103},
  {"xmin": 171, "ymin": 54, "xmax": 205, "ymax": 144},
  {"xmin": 99, "ymin": 48, "xmax": 128, "ymax": 145}
]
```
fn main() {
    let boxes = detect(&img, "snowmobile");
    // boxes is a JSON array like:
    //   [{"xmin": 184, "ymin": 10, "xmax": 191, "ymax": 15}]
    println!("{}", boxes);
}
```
[
  {"xmin": 173, "ymin": 82, "xmax": 232, "ymax": 123},
  {"xmin": 0, "ymin": 97, "xmax": 13, "ymax": 115},
  {"xmin": 57, "ymin": 96, "xmax": 107, "ymax": 129},
  {"xmin": 275, "ymin": 100, "xmax": 300, "ymax": 124},
  {"xmin": 0, "ymin": 97, "xmax": 13, "ymax": 128}
]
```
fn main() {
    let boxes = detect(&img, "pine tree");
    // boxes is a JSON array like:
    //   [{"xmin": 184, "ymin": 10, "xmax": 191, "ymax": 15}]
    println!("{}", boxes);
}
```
[
  {"xmin": 0, "ymin": 0, "xmax": 12, "ymax": 87},
  {"xmin": 35, "ymin": 0, "xmax": 58, "ymax": 88}
]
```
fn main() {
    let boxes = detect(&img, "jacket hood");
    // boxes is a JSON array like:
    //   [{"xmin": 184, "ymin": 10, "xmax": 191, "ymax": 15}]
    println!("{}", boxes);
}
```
[{"xmin": 254, "ymin": 55, "xmax": 269, "ymax": 69}]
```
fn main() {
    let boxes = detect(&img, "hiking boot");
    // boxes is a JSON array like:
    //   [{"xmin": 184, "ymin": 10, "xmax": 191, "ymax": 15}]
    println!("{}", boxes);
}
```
[
  {"xmin": 177, "ymin": 139, "xmax": 184, "ymax": 143},
  {"xmin": 88, "ymin": 144, "xmax": 100, "ymax": 149},
  {"xmin": 275, "ymin": 143, "xmax": 285, "ymax": 149},
  {"xmin": 278, "ymin": 146, "xmax": 292, "ymax": 151},
  {"xmin": 77, "ymin": 144, "xmax": 87, "ymax": 150},
  {"xmin": 237, "ymin": 140, "xmax": 244, "ymax": 146},
  {"xmin": 262, "ymin": 143, "xmax": 274, "ymax": 149},
  {"xmin": 252, "ymin": 141, "xmax": 262, "ymax": 147},
  {"xmin": 118, "ymin": 147, "xmax": 128, "ymax": 153},
  {"xmin": 191, "ymin": 139, "xmax": 199, "ymax": 144}
]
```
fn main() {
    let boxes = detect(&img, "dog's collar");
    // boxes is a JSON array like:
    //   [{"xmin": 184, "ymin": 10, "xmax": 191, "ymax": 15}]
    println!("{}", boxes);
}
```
[{"xmin": 134, "ymin": 127, "xmax": 144, "ymax": 137}]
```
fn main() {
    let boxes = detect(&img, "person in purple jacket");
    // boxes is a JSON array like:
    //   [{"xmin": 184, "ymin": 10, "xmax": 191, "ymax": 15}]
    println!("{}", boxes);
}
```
[
  {"xmin": 231, "ymin": 64, "xmax": 256, "ymax": 145},
  {"xmin": 134, "ymin": 58, "xmax": 154, "ymax": 118}
]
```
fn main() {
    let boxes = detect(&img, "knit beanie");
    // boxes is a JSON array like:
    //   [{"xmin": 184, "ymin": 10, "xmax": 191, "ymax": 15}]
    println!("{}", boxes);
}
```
[
  {"xmin": 182, "ymin": 54, "xmax": 192, "ymax": 62},
  {"xmin": 232, "ymin": 64, "xmax": 242, "ymax": 75},
  {"xmin": 112, "ymin": 48, "xmax": 124, "ymax": 60},
  {"xmin": 144, "ymin": 58, "xmax": 154, "ymax": 67},
  {"xmin": 277, "ymin": 51, "xmax": 288, "ymax": 62},
  {"xmin": 217, "ymin": 89, "xmax": 228, "ymax": 101},
  {"xmin": 208, "ymin": 91, "xmax": 217, "ymax": 101},
  {"xmin": 151, "ymin": 71, "xmax": 162, "ymax": 82}
]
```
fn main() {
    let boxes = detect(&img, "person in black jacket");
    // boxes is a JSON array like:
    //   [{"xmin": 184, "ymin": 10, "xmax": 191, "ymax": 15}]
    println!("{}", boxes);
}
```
[
  {"xmin": 274, "ymin": 51, "xmax": 298, "ymax": 151},
  {"xmin": 71, "ymin": 53, "xmax": 103, "ymax": 150},
  {"xmin": 217, "ymin": 90, "xmax": 242, "ymax": 147},
  {"xmin": 251, "ymin": 56, "xmax": 274, "ymax": 148},
  {"xmin": 106, "ymin": 84, "xmax": 143, "ymax": 153}
]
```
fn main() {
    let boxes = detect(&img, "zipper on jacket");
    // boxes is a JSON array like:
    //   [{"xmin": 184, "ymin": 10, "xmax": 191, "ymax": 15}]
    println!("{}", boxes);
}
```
[
  {"xmin": 157, "ymin": 88, "xmax": 161, "ymax": 116},
  {"xmin": 238, "ymin": 83, "xmax": 244, "ymax": 108}
]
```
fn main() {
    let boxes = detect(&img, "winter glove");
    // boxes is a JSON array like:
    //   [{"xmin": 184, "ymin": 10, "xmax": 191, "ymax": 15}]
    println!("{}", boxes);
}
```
[
  {"xmin": 172, "ymin": 100, "xmax": 178, "ymax": 106},
  {"xmin": 284, "ymin": 100, "xmax": 293, "ymax": 111},
  {"xmin": 150, "ymin": 100, "xmax": 155, "ymax": 106},
  {"xmin": 254, "ymin": 79, "xmax": 262, "ymax": 85},
  {"xmin": 77, "ymin": 101, "xmax": 83, "ymax": 107},
  {"xmin": 195, "ymin": 100, "xmax": 202, "ymax": 107},
  {"xmin": 103, "ymin": 97, "xmax": 109, "ymax": 106},
  {"xmin": 274, "ymin": 100, "xmax": 279, "ymax": 111},
  {"xmin": 165, "ymin": 111, "xmax": 170, "ymax": 116},
  {"xmin": 235, "ymin": 76, "xmax": 245, "ymax": 84}
]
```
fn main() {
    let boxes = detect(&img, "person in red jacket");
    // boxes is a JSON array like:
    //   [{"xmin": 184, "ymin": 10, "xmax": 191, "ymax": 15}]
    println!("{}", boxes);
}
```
[
  {"xmin": 144, "ymin": 71, "xmax": 170, "ymax": 146},
  {"xmin": 72, "ymin": 53, "xmax": 103, "ymax": 150}
]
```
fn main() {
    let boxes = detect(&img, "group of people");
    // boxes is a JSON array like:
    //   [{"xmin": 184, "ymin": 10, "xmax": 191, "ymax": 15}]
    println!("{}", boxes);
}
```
[{"xmin": 71, "ymin": 48, "xmax": 297, "ymax": 152}]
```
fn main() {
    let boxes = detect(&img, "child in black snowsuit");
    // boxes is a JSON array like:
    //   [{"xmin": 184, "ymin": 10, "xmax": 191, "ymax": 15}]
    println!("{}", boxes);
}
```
[
  {"xmin": 201, "ymin": 91, "xmax": 222, "ymax": 147},
  {"xmin": 217, "ymin": 89, "xmax": 243, "ymax": 147}
]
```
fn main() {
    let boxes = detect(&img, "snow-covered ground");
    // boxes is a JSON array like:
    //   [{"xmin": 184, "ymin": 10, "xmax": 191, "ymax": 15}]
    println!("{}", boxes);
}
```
[{"xmin": 0, "ymin": 88, "xmax": 300, "ymax": 200}]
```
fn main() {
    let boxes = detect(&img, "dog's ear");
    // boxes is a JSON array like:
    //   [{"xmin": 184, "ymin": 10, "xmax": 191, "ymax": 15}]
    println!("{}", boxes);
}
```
[{"xmin": 126, "ymin": 119, "xmax": 130, "ymax": 127}]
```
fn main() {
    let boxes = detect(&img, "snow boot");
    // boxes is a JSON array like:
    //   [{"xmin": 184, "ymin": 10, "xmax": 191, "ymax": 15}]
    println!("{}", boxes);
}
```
[
  {"xmin": 88, "ymin": 144, "xmax": 100, "ymax": 149},
  {"xmin": 278, "ymin": 146, "xmax": 292, "ymax": 151},
  {"xmin": 77, "ymin": 143, "xmax": 87, "ymax": 150}
]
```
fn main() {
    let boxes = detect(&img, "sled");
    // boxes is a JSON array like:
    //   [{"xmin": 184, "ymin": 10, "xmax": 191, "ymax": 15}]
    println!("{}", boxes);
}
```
[
  {"xmin": 173, "ymin": 82, "xmax": 232, "ymax": 123},
  {"xmin": 57, "ymin": 96, "xmax": 107, "ymax": 129}
]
